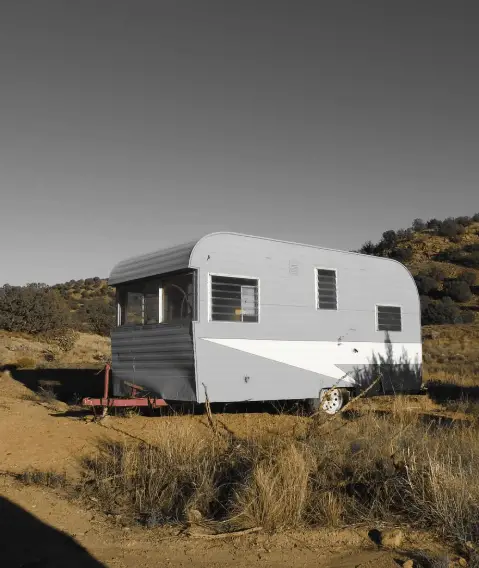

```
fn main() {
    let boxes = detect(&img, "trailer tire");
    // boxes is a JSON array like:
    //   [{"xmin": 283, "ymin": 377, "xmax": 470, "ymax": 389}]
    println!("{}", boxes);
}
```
[{"xmin": 305, "ymin": 388, "xmax": 350, "ymax": 415}]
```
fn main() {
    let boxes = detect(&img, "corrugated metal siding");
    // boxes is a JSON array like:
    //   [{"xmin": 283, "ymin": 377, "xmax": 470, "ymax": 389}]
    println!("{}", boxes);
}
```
[
  {"xmin": 111, "ymin": 324, "xmax": 196, "ymax": 401},
  {"xmin": 108, "ymin": 241, "xmax": 198, "ymax": 285}
]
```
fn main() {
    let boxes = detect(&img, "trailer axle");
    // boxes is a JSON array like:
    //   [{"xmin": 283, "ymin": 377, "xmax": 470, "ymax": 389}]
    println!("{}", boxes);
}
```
[{"xmin": 82, "ymin": 397, "xmax": 168, "ymax": 408}]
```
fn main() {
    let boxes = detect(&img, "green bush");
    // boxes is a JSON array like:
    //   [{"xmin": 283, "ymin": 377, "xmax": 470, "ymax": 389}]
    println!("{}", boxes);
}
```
[
  {"xmin": 359, "ymin": 241, "xmax": 375, "ymax": 255},
  {"xmin": 381, "ymin": 230, "xmax": 397, "ymax": 248},
  {"xmin": 443, "ymin": 280, "xmax": 472, "ymax": 303},
  {"xmin": 421, "ymin": 298, "xmax": 463, "ymax": 325},
  {"xmin": 0, "ymin": 284, "xmax": 71, "ymax": 334},
  {"xmin": 390, "ymin": 247, "xmax": 413, "ymax": 262},
  {"xmin": 415, "ymin": 275, "xmax": 439, "ymax": 296},
  {"xmin": 396, "ymin": 228, "xmax": 414, "ymax": 241},
  {"xmin": 462, "ymin": 271, "xmax": 477, "ymax": 287},
  {"xmin": 412, "ymin": 218, "xmax": 426, "ymax": 232},
  {"xmin": 455, "ymin": 216, "xmax": 473, "ymax": 227},
  {"xmin": 461, "ymin": 311, "xmax": 476, "ymax": 324},
  {"xmin": 426, "ymin": 218, "xmax": 442, "ymax": 231},
  {"xmin": 429, "ymin": 266, "xmax": 446, "ymax": 282},
  {"xmin": 438, "ymin": 219, "xmax": 466, "ymax": 239},
  {"xmin": 78, "ymin": 298, "xmax": 115, "ymax": 336}
]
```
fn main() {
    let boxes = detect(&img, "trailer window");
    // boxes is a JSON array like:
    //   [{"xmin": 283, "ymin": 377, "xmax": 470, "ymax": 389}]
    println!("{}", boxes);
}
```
[
  {"xmin": 116, "ymin": 273, "xmax": 195, "ymax": 327},
  {"xmin": 377, "ymin": 305, "xmax": 402, "ymax": 332},
  {"xmin": 117, "ymin": 279, "xmax": 161, "ymax": 326},
  {"xmin": 162, "ymin": 272, "xmax": 195, "ymax": 325},
  {"xmin": 316, "ymin": 269, "xmax": 337, "ymax": 310},
  {"xmin": 210, "ymin": 275, "xmax": 259, "ymax": 322}
]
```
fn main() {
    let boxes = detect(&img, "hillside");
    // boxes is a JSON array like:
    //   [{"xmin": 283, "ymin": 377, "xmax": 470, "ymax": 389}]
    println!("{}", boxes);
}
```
[
  {"xmin": 359, "ymin": 214, "xmax": 479, "ymax": 325},
  {"xmin": 50, "ymin": 277, "xmax": 114, "ymax": 311}
]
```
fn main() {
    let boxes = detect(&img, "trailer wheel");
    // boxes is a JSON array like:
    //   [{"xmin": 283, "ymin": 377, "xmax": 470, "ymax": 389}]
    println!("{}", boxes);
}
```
[{"xmin": 305, "ymin": 388, "xmax": 350, "ymax": 415}]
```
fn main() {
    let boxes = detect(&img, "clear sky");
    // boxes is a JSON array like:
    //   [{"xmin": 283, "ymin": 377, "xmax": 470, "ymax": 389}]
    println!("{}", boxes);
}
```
[{"xmin": 1, "ymin": 0, "xmax": 478, "ymax": 285}]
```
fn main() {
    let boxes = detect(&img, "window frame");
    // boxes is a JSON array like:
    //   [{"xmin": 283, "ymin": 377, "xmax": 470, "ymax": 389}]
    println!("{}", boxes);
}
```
[
  {"xmin": 375, "ymin": 303, "xmax": 403, "ymax": 332},
  {"xmin": 314, "ymin": 267, "xmax": 338, "ymax": 311},
  {"xmin": 115, "ymin": 270, "xmax": 198, "ymax": 327},
  {"xmin": 207, "ymin": 272, "xmax": 260, "ymax": 324}
]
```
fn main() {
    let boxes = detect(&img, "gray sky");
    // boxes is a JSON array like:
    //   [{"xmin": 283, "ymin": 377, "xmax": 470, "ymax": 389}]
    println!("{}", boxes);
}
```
[{"xmin": 1, "ymin": 0, "xmax": 478, "ymax": 285}]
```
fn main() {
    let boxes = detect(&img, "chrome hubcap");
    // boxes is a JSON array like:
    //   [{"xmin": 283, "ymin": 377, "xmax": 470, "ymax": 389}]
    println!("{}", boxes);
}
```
[{"xmin": 320, "ymin": 388, "xmax": 344, "ymax": 414}]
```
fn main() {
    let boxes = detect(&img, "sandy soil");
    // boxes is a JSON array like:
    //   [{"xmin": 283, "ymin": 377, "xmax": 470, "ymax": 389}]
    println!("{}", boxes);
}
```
[{"xmin": 0, "ymin": 371, "xmax": 450, "ymax": 568}]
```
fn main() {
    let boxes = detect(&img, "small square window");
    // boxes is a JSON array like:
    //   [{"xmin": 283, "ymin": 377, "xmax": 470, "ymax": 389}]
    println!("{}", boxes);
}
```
[
  {"xmin": 210, "ymin": 275, "xmax": 259, "ymax": 322},
  {"xmin": 316, "ymin": 269, "xmax": 337, "ymax": 310},
  {"xmin": 377, "ymin": 305, "xmax": 402, "ymax": 332}
]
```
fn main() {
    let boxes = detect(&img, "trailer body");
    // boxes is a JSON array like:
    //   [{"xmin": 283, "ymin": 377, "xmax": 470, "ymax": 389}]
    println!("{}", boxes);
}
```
[{"xmin": 108, "ymin": 232, "xmax": 422, "ymax": 404}]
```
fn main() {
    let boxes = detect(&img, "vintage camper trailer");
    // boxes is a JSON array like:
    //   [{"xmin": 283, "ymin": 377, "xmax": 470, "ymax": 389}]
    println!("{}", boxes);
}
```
[{"xmin": 107, "ymin": 232, "xmax": 422, "ymax": 414}]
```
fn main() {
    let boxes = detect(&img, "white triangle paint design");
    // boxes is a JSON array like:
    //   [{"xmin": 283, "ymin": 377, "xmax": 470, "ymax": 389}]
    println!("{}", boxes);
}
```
[{"xmin": 201, "ymin": 338, "xmax": 422, "ymax": 383}]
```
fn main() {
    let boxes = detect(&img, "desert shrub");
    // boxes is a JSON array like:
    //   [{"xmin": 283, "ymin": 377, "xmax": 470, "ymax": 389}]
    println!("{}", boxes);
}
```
[
  {"xmin": 359, "ymin": 241, "xmax": 376, "ymax": 255},
  {"xmin": 427, "ymin": 218, "xmax": 442, "ymax": 231},
  {"xmin": 443, "ymin": 280, "xmax": 472, "ymax": 303},
  {"xmin": 43, "ymin": 328, "xmax": 79, "ymax": 352},
  {"xmin": 421, "ymin": 298, "xmax": 463, "ymax": 325},
  {"xmin": 415, "ymin": 275, "xmax": 439, "ymax": 296},
  {"xmin": 381, "ymin": 230, "xmax": 397, "ymax": 248},
  {"xmin": 455, "ymin": 216, "xmax": 473, "ymax": 227},
  {"xmin": 0, "ymin": 284, "xmax": 71, "ymax": 334},
  {"xmin": 396, "ymin": 228, "xmax": 414, "ymax": 241},
  {"xmin": 462, "ymin": 271, "xmax": 477, "ymax": 287},
  {"xmin": 412, "ymin": 218, "xmax": 426, "ymax": 232},
  {"xmin": 461, "ymin": 311, "xmax": 476, "ymax": 324},
  {"xmin": 93, "ymin": 276, "xmax": 101, "ymax": 284},
  {"xmin": 463, "ymin": 252, "xmax": 479, "ymax": 268},
  {"xmin": 420, "ymin": 295, "xmax": 431, "ymax": 311},
  {"xmin": 78, "ymin": 298, "xmax": 115, "ymax": 336},
  {"xmin": 438, "ymin": 219, "xmax": 466, "ymax": 239},
  {"xmin": 390, "ymin": 247, "xmax": 413, "ymax": 262},
  {"xmin": 429, "ymin": 266, "xmax": 447, "ymax": 282},
  {"xmin": 473, "ymin": 213, "xmax": 479, "ymax": 222}
]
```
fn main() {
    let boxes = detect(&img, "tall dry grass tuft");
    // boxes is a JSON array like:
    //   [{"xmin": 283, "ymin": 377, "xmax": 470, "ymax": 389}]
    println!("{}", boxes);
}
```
[
  {"xmin": 233, "ymin": 441, "xmax": 310, "ymax": 530},
  {"xmin": 80, "ymin": 421, "xmax": 228, "ymax": 525}
]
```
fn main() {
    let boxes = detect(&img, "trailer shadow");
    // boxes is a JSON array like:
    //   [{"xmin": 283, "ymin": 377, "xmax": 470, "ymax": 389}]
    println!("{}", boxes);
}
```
[
  {"xmin": 0, "ymin": 364, "xmax": 105, "ymax": 403},
  {"xmin": 425, "ymin": 380, "xmax": 479, "ymax": 404},
  {"xmin": 0, "ymin": 495, "xmax": 105, "ymax": 567}
]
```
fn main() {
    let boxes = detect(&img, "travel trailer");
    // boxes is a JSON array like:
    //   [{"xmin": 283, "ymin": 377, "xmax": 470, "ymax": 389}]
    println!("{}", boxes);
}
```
[{"xmin": 107, "ymin": 232, "xmax": 422, "ymax": 414}]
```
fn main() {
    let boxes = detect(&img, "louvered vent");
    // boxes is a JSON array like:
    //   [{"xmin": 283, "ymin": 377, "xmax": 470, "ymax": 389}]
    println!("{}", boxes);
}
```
[
  {"xmin": 377, "ymin": 305, "xmax": 402, "ymax": 332},
  {"xmin": 316, "ymin": 269, "xmax": 337, "ymax": 310}
]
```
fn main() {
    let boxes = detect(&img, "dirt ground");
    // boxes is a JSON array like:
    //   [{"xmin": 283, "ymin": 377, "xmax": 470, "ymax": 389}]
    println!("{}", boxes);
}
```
[{"xmin": 0, "ymin": 370, "xmax": 452, "ymax": 568}]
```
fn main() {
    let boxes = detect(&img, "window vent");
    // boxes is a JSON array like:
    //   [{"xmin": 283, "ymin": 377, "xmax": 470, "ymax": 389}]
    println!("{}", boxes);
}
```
[
  {"xmin": 316, "ymin": 269, "xmax": 337, "ymax": 310},
  {"xmin": 289, "ymin": 261, "xmax": 299, "ymax": 276},
  {"xmin": 377, "ymin": 305, "xmax": 402, "ymax": 332},
  {"xmin": 210, "ymin": 276, "xmax": 259, "ymax": 322}
]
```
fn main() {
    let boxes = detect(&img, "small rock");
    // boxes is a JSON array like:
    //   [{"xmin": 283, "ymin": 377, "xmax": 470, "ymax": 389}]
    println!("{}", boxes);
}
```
[
  {"xmin": 458, "ymin": 558, "xmax": 467, "ymax": 567},
  {"xmin": 380, "ymin": 529, "xmax": 404, "ymax": 548},
  {"xmin": 403, "ymin": 560, "xmax": 414, "ymax": 568}
]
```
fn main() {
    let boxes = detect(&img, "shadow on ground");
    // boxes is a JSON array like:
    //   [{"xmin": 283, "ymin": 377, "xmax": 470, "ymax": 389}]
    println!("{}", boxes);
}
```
[
  {"xmin": 426, "ymin": 381, "xmax": 479, "ymax": 404},
  {"xmin": 0, "ymin": 364, "xmax": 105, "ymax": 402},
  {"xmin": 0, "ymin": 364, "xmax": 305, "ymax": 416},
  {"xmin": 0, "ymin": 496, "xmax": 105, "ymax": 567}
]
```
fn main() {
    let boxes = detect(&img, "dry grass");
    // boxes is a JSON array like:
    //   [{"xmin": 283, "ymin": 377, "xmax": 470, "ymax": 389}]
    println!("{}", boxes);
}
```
[
  {"xmin": 0, "ymin": 330, "xmax": 110, "ymax": 368},
  {"xmin": 64, "ymin": 405, "xmax": 479, "ymax": 546},
  {"xmin": 423, "ymin": 324, "xmax": 479, "ymax": 386}
]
